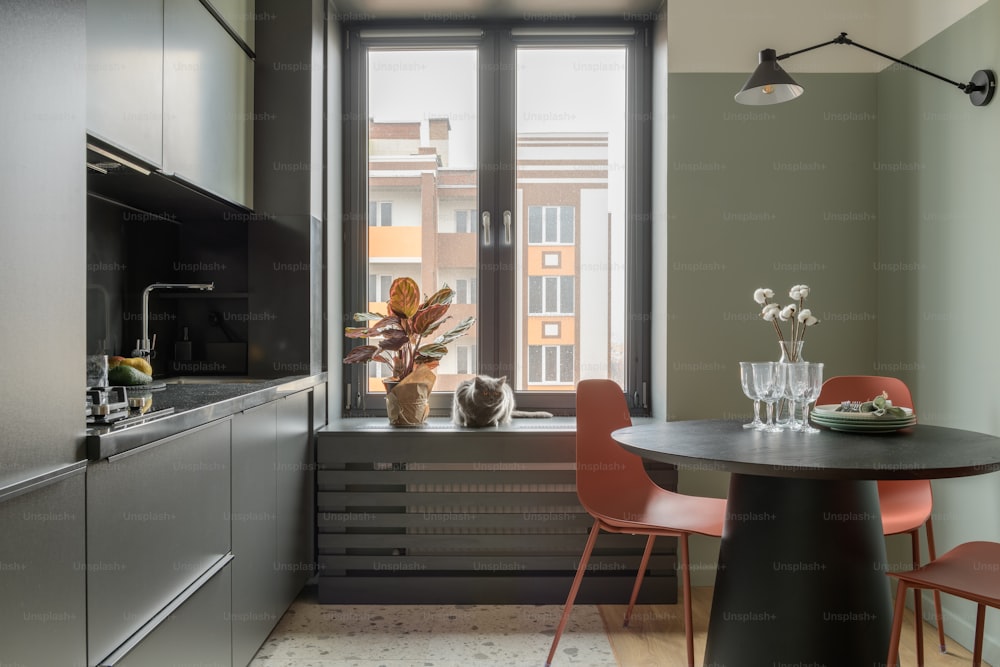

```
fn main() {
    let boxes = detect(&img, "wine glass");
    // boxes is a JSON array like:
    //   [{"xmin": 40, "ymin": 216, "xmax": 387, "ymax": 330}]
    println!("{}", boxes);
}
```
[
  {"xmin": 781, "ymin": 362, "xmax": 804, "ymax": 431},
  {"xmin": 752, "ymin": 362, "xmax": 786, "ymax": 433},
  {"xmin": 739, "ymin": 362, "xmax": 764, "ymax": 430},
  {"xmin": 799, "ymin": 362, "xmax": 824, "ymax": 433}
]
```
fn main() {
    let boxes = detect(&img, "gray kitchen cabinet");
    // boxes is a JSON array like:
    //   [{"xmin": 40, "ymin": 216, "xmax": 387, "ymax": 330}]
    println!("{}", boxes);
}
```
[
  {"xmin": 87, "ymin": 419, "xmax": 231, "ymax": 666},
  {"xmin": 108, "ymin": 557, "xmax": 233, "ymax": 667},
  {"xmin": 0, "ymin": 469, "xmax": 87, "ymax": 667},
  {"xmin": 86, "ymin": 0, "xmax": 164, "ymax": 166},
  {"xmin": 231, "ymin": 401, "xmax": 280, "ymax": 667},
  {"xmin": 163, "ymin": 0, "xmax": 253, "ymax": 207},
  {"xmin": 276, "ymin": 390, "xmax": 314, "ymax": 607},
  {"xmin": 230, "ymin": 389, "xmax": 313, "ymax": 665},
  {"xmin": 205, "ymin": 0, "xmax": 255, "ymax": 50}
]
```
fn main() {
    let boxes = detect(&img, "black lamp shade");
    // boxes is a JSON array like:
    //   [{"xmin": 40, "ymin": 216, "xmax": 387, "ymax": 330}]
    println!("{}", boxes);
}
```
[{"xmin": 735, "ymin": 48, "xmax": 804, "ymax": 105}]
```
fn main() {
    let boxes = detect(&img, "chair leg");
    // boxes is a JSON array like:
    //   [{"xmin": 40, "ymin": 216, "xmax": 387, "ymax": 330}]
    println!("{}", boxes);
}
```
[
  {"xmin": 910, "ymin": 531, "xmax": 924, "ymax": 667},
  {"xmin": 623, "ymin": 535, "xmax": 656, "ymax": 627},
  {"xmin": 924, "ymin": 517, "xmax": 946, "ymax": 652},
  {"xmin": 973, "ymin": 603, "xmax": 985, "ymax": 667},
  {"xmin": 680, "ymin": 534, "xmax": 694, "ymax": 667},
  {"xmin": 886, "ymin": 582, "xmax": 909, "ymax": 667},
  {"xmin": 546, "ymin": 518, "xmax": 602, "ymax": 667}
]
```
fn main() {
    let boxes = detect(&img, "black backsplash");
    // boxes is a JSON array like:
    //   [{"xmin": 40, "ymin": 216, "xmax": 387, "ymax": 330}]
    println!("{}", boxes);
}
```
[{"xmin": 86, "ymin": 194, "xmax": 250, "ymax": 377}]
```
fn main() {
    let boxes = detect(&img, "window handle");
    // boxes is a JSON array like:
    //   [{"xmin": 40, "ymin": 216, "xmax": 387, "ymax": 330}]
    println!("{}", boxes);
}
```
[
  {"xmin": 503, "ymin": 210, "xmax": 512, "ymax": 245},
  {"xmin": 481, "ymin": 211, "xmax": 492, "ymax": 246}
]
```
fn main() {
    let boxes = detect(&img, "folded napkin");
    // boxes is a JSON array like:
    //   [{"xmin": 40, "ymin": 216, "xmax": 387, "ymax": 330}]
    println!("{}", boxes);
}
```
[{"xmin": 836, "ymin": 391, "xmax": 908, "ymax": 418}]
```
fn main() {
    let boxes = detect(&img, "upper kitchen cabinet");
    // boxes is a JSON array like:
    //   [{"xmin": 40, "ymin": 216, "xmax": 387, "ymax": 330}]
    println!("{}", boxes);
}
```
[
  {"xmin": 205, "ymin": 0, "xmax": 255, "ymax": 51},
  {"xmin": 163, "ymin": 0, "xmax": 253, "ymax": 209},
  {"xmin": 87, "ymin": 0, "xmax": 164, "ymax": 167}
]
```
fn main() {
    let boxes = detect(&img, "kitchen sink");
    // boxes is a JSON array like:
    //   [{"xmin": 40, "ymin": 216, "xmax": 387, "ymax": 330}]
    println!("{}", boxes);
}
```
[{"xmin": 163, "ymin": 376, "xmax": 269, "ymax": 385}]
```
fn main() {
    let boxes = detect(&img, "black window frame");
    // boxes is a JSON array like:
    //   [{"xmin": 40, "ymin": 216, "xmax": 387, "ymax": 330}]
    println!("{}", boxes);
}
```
[{"xmin": 342, "ymin": 21, "xmax": 652, "ymax": 416}]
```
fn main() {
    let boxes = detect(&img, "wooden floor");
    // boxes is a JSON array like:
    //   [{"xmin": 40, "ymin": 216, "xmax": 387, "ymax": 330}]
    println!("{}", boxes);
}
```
[{"xmin": 598, "ymin": 587, "xmax": 990, "ymax": 667}]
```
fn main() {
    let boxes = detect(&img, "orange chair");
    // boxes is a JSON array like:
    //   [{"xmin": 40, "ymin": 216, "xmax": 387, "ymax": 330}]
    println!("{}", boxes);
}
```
[
  {"xmin": 546, "ymin": 379, "xmax": 726, "ymax": 667},
  {"xmin": 887, "ymin": 541, "xmax": 1000, "ymax": 667},
  {"xmin": 816, "ymin": 375, "xmax": 946, "ymax": 663}
]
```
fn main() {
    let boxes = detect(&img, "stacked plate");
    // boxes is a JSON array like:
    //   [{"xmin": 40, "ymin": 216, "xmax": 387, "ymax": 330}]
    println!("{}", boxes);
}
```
[{"xmin": 810, "ymin": 404, "xmax": 917, "ymax": 433}]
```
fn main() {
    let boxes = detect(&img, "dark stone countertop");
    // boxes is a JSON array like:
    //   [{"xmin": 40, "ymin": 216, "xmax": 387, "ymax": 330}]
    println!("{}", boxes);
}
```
[{"xmin": 86, "ymin": 373, "xmax": 327, "ymax": 460}]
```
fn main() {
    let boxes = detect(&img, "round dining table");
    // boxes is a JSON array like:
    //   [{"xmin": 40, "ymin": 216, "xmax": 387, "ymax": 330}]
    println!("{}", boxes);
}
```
[{"xmin": 612, "ymin": 419, "xmax": 1000, "ymax": 667}]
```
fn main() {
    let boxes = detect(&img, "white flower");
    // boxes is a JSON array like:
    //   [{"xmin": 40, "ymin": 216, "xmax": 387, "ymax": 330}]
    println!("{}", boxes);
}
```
[
  {"xmin": 761, "ymin": 304, "xmax": 780, "ymax": 321},
  {"xmin": 753, "ymin": 288, "xmax": 774, "ymax": 305},
  {"xmin": 798, "ymin": 308, "xmax": 819, "ymax": 326},
  {"xmin": 790, "ymin": 284, "xmax": 810, "ymax": 299},
  {"xmin": 779, "ymin": 304, "xmax": 797, "ymax": 321}
]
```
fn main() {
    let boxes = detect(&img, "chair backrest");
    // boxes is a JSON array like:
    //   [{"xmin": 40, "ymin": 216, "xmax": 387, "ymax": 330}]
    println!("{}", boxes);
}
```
[
  {"xmin": 574, "ymin": 379, "xmax": 657, "ymax": 516},
  {"xmin": 816, "ymin": 375, "xmax": 914, "ymax": 411}
]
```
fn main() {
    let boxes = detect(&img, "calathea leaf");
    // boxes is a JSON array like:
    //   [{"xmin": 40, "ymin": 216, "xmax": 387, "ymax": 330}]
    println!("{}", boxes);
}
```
[{"xmin": 388, "ymin": 277, "xmax": 420, "ymax": 319}]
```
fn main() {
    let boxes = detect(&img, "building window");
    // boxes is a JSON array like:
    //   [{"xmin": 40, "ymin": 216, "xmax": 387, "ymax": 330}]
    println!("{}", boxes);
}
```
[
  {"xmin": 456, "ymin": 344, "xmax": 477, "ymax": 375},
  {"xmin": 455, "ymin": 278, "xmax": 477, "ymax": 305},
  {"xmin": 455, "ymin": 209, "xmax": 476, "ymax": 233},
  {"xmin": 368, "ymin": 274, "xmax": 394, "ymax": 303},
  {"xmin": 528, "ymin": 276, "xmax": 574, "ymax": 315},
  {"xmin": 343, "ymin": 26, "xmax": 651, "ymax": 414},
  {"xmin": 528, "ymin": 345, "xmax": 574, "ymax": 384},
  {"xmin": 528, "ymin": 206, "xmax": 575, "ymax": 245},
  {"xmin": 368, "ymin": 201, "xmax": 393, "ymax": 227}
]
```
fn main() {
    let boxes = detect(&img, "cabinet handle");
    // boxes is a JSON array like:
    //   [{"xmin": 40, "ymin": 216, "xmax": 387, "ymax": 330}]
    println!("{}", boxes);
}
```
[
  {"xmin": 503, "ymin": 210, "xmax": 512, "ymax": 245},
  {"xmin": 481, "ymin": 211, "xmax": 492, "ymax": 246}
]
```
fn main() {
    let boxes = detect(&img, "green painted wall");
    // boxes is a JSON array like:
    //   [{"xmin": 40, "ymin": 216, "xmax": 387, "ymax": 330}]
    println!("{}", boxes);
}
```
[
  {"xmin": 666, "ymin": 72, "xmax": 879, "ymax": 421},
  {"xmin": 878, "ymin": 0, "xmax": 1000, "ymax": 659}
]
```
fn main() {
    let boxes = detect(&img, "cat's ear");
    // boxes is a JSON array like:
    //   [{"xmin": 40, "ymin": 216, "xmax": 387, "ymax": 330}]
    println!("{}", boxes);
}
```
[{"xmin": 498, "ymin": 376, "xmax": 507, "ymax": 384}]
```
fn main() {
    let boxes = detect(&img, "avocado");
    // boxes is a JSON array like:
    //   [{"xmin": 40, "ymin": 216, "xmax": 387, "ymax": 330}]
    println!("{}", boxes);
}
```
[{"xmin": 108, "ymin": 364, "xmax": 153, "ymax": 386}]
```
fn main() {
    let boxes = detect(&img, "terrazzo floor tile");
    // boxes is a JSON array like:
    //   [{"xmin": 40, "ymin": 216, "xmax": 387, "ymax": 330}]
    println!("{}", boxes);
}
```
[{"xmin": 249, "ymin": 587, "xmax": 616, "ymax": 667}]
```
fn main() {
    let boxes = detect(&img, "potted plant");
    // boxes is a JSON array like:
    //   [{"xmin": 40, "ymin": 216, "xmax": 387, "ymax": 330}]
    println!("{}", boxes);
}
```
[{"xmin": 343, "ymin": 276, "xmax": 475, "ymax": 425}]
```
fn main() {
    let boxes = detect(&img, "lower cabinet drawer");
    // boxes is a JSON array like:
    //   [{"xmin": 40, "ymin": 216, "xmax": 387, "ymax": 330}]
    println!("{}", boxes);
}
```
[
  {"xmin": 87, "ymin": 419, "xmax": 231, "ymax": 665},
  {"xmin": 103, "ymin": 556, "xmax": 233, "ymax": 667}
]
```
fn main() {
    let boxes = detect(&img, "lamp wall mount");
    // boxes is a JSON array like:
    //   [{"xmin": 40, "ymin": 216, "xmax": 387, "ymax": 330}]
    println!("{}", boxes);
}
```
[{"xmin": 736, "ymin": 32, "xmax": 996, "ymax": 107}]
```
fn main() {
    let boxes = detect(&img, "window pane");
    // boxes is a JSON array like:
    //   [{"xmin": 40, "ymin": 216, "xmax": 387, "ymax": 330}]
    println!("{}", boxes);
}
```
[
  {"xmin": 560, "ymin": 345, "xmax": 574, "ymax": 383},
  {"xmin": 560, "ymin": 206, "xmax": 574, "ymax": 243},
  {"xmin": 544, "ymin": 276, "xmax": 557, "ymax": 313},
  {"xmin": 367, "ymin": 48, "xmax": 478, "ymax": 394},
  {"xmin": 528, "ymin": 346, "xmax": 542, "ymax": 383},
  {"xmin": 528, "ymin": 276, "xmax": 542, "ymax": 313},
  {"xmin": 528, "ymin": 206, "xmax": 542, "ymax": 243},
  {"xmin": 544, "ymin": 346, "xmax": 557, "ymax": 382},
  {"xmin": 514, "ymin": 47, "xmax": 628, "ymax": 391},
  {"xmin": 560, "ymin": 276, "xmax": 574, "ymax": 314}
]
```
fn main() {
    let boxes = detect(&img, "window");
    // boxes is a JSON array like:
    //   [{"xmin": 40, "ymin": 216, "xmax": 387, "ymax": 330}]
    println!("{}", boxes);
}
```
[
  {"xmin": 527, "ymin": 345, "xmax": 574, "ymax": 385},
  {"xmin": 528, "ymin": 276, "xmax": 574, "ymax": 315},
  {"xmin": 368, "ymin": 274, "xmax": 394, "ymax": 303},
  {"xmin": 455, "ymin": 209, "xmax": 476, "ymax": 233},
  {"xmin": 368, "ymin": 201, "xmax": 393, "ymax": 227},
  {"xmin": 455, "ymin": 278, "xmax": 477, "ymax": 305},
  {"xmin": 343, "ymin": 25, "xmax": 651, "ymax": 414},
  {"xmin": 456, "ymin": 344, "xmax": 477, "ymax": 375},
  {"xmin": 528, "ymin": 206, "xmax": 575, "ymax": 245}
]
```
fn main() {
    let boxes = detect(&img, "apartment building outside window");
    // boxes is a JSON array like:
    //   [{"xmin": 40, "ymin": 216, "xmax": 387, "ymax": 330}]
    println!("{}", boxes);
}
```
[{"xmin": 343, "ymin": 24, "xmax": 652, "ymax": 415}]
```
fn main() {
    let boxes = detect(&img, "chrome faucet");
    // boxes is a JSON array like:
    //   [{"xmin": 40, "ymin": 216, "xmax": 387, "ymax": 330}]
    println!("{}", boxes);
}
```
[{"xmin": 134, "ymin": 282, "xmax": 215, "ymax": 359}]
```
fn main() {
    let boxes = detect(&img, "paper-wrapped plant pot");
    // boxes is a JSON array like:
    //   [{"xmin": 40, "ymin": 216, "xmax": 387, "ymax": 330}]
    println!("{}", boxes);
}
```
[{"xmin": 384, "ymin": 365, "xmax": 435, "ymax": 426}]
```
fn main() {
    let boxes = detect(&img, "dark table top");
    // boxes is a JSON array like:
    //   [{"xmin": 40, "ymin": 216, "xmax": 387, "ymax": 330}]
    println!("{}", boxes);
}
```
[{"xmin": 613, "ymin": 419, "xmax": 1000, "ymax": 481}]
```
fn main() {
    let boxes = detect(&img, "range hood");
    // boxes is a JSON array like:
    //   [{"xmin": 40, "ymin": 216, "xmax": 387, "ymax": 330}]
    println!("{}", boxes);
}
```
[{"xmin": 86, "ymin": 137, "xmax": 253, "ymax": 224}]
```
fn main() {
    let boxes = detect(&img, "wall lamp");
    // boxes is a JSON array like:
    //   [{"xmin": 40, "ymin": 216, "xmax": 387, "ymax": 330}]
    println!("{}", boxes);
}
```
[{"xmin": 735, "ymin": 32, "xmax": 996, "ymax": 107}]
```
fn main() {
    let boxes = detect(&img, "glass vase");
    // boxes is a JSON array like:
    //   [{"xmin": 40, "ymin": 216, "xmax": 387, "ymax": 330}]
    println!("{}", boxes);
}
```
[{"xmin": 775, "ymin": 341, "xmax": 804, "ymax": 428}]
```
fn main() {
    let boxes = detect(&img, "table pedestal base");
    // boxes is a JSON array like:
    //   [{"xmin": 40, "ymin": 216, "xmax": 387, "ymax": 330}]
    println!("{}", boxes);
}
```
[{"xmin": 704, "ymin": 474, "xmax": 892, "ymax": 667}]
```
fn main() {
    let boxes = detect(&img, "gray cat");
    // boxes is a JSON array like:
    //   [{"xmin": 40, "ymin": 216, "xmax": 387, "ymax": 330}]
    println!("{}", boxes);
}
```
[{"xmin": 451, "ymin": 375, "xmax": 553, "ymax": 427}]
